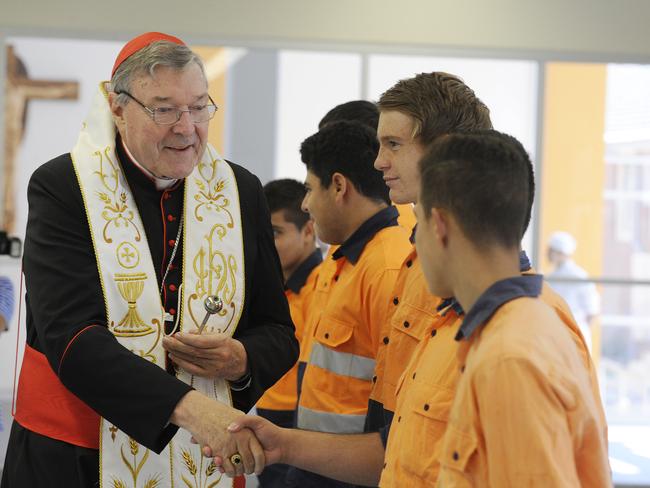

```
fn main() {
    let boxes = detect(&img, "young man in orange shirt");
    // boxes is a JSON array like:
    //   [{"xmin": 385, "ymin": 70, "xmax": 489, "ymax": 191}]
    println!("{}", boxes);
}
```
[
  {"xmin": 256, "ymin": 179, "xmax": 322, "ymax": 487},
  {"xmin": 367, "ymin": 72, "xmax": 492, "ymax": 435},
  {"xmin": 290, "ymin": 120, "xmax": 411, "ymax": 487},
  {"xmin": 413, "ymin": 131, "xmax": 611, "ymax": 486}
]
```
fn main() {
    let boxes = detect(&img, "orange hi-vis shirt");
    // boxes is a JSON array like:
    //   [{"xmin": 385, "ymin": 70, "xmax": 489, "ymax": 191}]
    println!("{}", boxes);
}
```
[
  {"xmin": 395, "ymin": 203, "xmax": 416, "ymax": 230},
  {"xmin": 369, "ymin": 245, "xmax": 442, "ymax": 428},
  {"xmin": 297, "ymin": 207, "xmax": 411, "ymax": 434},
  {"xmin": 257, "ymin": 250, "xmax": 322, "ymax": 412},
  {"xmin": 379, "ymin": 299, "xmax": 463, "ymax": 487},
  {"xmin": 436, "ymin": 275, "xmax": 611, "ymax": 487},
  {"xmin": 380, "ymin": 267, "xmax": 608, "ymax": 486},
  {"xmin": 298, "ymin": 245, "xmax": 338, "ymax": 367}
]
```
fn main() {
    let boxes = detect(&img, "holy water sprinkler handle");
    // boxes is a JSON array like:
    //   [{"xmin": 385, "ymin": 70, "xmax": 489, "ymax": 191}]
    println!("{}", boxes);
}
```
[{"xmin": 198, "ymin": 295, "xmax": 223, "ymax": 333}]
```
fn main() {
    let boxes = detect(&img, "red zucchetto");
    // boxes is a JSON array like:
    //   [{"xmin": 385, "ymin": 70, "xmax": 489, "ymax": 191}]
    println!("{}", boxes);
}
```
[{"xmin": 111, "ymin": 32, "xmax": 185, "ymax": 77}]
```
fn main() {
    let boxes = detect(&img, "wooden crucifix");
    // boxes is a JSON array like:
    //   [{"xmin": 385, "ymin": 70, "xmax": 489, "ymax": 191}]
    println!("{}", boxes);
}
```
[{"xmin": 3, "ymin": 45, "xmax": 79, "ymax": 233}]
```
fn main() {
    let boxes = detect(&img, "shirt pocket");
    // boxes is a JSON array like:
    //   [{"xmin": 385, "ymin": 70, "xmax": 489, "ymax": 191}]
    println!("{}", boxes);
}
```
[
  {"xmin": 400, "ymin": 382, "xmax": 456, "ymax": 482},
  {"xmin": 391, "ymin": 301, "xmax": 435, "ymax": 342},
  {"xmin": 437, "ymin": 423, "xmax": 479, "ymax": 487},
  {"xmin": 314, "ymin": 313, "xmax": 354, "ymax": 349}
]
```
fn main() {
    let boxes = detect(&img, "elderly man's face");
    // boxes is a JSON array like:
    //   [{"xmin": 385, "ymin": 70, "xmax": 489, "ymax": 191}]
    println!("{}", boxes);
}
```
[{"xmin": 111, "ymin": 62, "xmax": 209, "ymax": 179}]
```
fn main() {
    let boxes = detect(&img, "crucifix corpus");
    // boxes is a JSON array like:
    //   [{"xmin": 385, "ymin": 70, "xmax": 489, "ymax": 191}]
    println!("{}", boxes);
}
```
[{"xmin": 3, "ymin": 45, "xmax": 79, "ymax": 232}]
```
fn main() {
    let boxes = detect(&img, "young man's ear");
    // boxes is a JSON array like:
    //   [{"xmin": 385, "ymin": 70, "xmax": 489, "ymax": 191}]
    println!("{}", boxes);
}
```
[
  {"xmin": 302, "ymin": 219, "xmax": 315, "ymax": 240},
  {"xmin": 331, "ymin": 173, "xmax": 348, "ymax": 202},
  {"xmin": 430, "ymin": 208, "xmax": 449, "ymax": 248}
]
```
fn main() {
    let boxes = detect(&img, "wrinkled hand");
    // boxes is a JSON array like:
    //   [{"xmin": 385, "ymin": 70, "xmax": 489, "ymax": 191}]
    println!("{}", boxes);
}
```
[
  {"xmin": 162, "ymin": 331, "xmax": 248, "ymax": 381},
  {"xmin": 171, "ymin": 391, "xmax": 264, "ymax": 476},
  {"xmin": 206, "ymin": 415, "xmax": 286, "ymax": 477}
]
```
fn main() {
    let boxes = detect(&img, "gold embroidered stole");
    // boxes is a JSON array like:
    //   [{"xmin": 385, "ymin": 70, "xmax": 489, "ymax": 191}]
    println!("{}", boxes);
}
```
[{"xmin": 71, "ymin": 83, "xmax": 244, "ymax": 488}]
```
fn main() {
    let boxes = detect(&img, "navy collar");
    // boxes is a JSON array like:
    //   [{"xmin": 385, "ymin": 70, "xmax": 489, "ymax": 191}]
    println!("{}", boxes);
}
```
[
  {"xmin": 519, "ymin": 250, "xmax": 531, "ymax": 272},
  {"xmin": 285, "ymin": 249, "xmax": 323, "ymax": 294},
  {"xmin": 455, "ymin": 274, "xmax": 543, "ymax": 341},
  {"xmin": 332, "ymin": 206, "xmax": 399, "ymax": 265},
  {"xmin": 437, "ymin": 251, "xmax": 534, "ymax": 318},
  {"xmin": 409, "ymin": 225, "xmax": 417, "ymax": 244},
  {"xmin": 437, "ymin": 297, "xmax": 465, "ymax": 316}
]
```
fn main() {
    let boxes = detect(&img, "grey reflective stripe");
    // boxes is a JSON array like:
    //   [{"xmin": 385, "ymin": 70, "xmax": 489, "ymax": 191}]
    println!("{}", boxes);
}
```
[
  {"xmin": 297, "ymin": 406, "xmax": 366, "ymax": 433},
  {"xmin": 309, "ymin": 343, "xmax": 376, "ymax": 381}
]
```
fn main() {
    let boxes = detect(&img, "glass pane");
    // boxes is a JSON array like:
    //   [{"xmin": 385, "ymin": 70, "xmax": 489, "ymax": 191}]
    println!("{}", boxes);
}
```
[
  {"xmin": 541, "ymin": 62, "xmax": 650, "ymax": 282},
  {"xmin": 274, "ymin": 50, "xmax": 362, "ymax": 181},
  {"xmin": 604, "ymin": 64, "xmax": 650, "ymax": 282},
  {"xmin": 597, "ymin": 282, "xmax": 650, "ymax": 485}
]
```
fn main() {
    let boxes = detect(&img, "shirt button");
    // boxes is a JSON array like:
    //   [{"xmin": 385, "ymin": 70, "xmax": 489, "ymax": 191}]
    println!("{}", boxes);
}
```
[
  {"xmin": 372, "ymin": 375, "xmax": 377, "ymax": 383},
  {"xmin": 397, "ymin": 416, "xmax": 401, "ymax": 423},
  {"xmin": 431, "ymin": 329, "xmax": 437, "ymax": 337},
  {"xmin": 423, "ymin": 403, "xmax": 430, "ymax": 411},
  {"xmin": 334, "ymin": 275, "xmax": 339, "ymax": 282},
  {"xmin": 406, "ymin": 259, "xmax": 413, "ymax": 268},
  {"xmin": 393, "ymin": 297, "xmax": 399, "ymax": 305},
  {"xmin": 324, "ymin": 332, "xmax": 330, "ymax": 339},
  {"xmin": 383, "ymin": 462, "xmax": 386, "ymax": 469},
  {"xmin": 169, "ymin": 284, "xmax": 177, "ymax": 292},
  {"xmin": 167, "ymin": 214, "xmax": 175, "ymax": 222},
  {"xmin": 460, "ymin": 365, "xmax": 466, "ymax": 373},
  {"xmin": 403, "ymin": 320, "xmax": 410, "ymax": 328},
  {"xmin": 453, "ymin": 451, "xmax": 459, "ymax": 461},
  {"xmin": 412, "ymin": 372, "xmax": 416, "ymax": 379},
  {"xmin": 168, "ymin": 239, "xmax": 176, "ymax": 247},
  {"xmin": 383, "ymin": 336, "xmax": 389, "ymax": 345},
  {"xmin": 169, "ymin": 308, "xmax": 176, "ymax": 315}
]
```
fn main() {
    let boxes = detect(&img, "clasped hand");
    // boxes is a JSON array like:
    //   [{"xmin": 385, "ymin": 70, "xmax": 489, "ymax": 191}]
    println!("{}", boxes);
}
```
[{"xmin": 162, "ymin": 331, "xmax": 248, "ymax": 380}]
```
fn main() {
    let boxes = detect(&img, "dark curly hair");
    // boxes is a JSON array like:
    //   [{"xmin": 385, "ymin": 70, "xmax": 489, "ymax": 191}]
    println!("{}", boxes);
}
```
[
  {"xmin": 300, "ymin": 120, "xmax": 389, "ymax": 205},
  {"xmin": 263, "ymin": 179, "xmax": 309, "ymax": 229}
]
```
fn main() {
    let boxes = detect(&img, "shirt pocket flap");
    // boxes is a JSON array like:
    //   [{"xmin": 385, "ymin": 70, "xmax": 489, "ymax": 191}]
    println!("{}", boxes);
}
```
[
  {"xmin": 410, "ymin": 383, "xmax": 455, "ymax": 422},
  {"xmin": 392, "ymin": 302, "xmax": 436, "ymax": 341},
  {"xmin": 440, "ymin": 424, "xmax": 478, "ymax": 471},
  {"xmin": 315, "ymin": 314, "xmax": 354, "ymax": 348}
]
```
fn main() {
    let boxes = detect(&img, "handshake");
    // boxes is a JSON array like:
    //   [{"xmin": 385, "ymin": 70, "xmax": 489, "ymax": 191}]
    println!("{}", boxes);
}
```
[
  {"xmin": 163, "ymin": 332, "xmax": 285, "ymax": 478},
  {"xmin": 171, "ymin": 390, "xmax": 284, "ymax": 479}
]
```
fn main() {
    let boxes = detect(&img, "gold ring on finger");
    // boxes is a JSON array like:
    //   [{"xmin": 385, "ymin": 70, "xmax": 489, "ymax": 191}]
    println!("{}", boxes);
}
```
[{"xmin": 230, "ymin": 453, "xmax": 242, "ymax": 466}]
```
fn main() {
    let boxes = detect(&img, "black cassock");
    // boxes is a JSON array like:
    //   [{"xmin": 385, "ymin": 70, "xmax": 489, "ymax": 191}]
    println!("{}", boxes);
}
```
[{"xmin": 1, "ymin": 142, "xmax": 297, "ymax": 487}]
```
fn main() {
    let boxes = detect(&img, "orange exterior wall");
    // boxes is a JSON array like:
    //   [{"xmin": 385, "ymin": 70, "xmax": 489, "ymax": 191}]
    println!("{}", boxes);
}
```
[{"xmin": 540, "ymin": 62, "xmax": 607, "ymax": 358}]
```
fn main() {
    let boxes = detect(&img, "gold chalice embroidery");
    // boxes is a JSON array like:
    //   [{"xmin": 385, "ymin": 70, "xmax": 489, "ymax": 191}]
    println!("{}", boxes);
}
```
[{"xmin": 112, "ymin": 273, "xmax": 153, "ymax": 336}]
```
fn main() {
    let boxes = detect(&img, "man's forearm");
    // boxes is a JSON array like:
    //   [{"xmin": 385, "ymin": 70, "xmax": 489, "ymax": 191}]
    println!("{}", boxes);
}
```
[
  {"xmin": 170, "ymin": 390, "xmax": 236, "ymax": 433},
  {"xmin": 282, "ymin": 430, "xmax": 384, "ymax": 486}
]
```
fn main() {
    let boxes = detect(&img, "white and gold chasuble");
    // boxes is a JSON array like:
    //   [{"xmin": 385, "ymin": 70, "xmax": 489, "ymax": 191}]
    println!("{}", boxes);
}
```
[{"xmin": 71, "ymin": 83, "xmax": 244, "ymax": 488}]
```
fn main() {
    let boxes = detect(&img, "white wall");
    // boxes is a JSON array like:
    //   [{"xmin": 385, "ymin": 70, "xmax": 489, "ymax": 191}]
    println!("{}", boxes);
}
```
[{"xmin": 0, "ymin": 38, "xmax": 122, "ymax": 394}]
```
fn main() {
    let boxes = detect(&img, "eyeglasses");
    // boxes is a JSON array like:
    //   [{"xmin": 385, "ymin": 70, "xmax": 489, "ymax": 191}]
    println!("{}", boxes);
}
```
[{"xmin": 116, "ymin": 91, "xmax": 218, "ymax": 125}]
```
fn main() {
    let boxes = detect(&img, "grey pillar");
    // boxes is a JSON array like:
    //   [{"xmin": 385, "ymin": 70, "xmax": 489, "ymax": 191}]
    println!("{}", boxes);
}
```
[{"xmin": 225, "ymin": 49, "xmax": 278, "ymax": 185}]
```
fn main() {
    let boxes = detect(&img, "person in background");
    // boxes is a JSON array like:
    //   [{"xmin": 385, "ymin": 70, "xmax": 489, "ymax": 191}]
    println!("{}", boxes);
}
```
[
  {"xmin": 547, "ymin": 230, "xmax": 600, "ymax": 350},
  {"xmin": 0, "ymin": 276, "xmax": 14, "ymax": 333},
  {"xmin": 256, "ymin": 178, "xmax": 322, "ymax": 487},
  {"xmin": 0, "ymin": 275, "xmax": 15, "ymax": 439}
]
